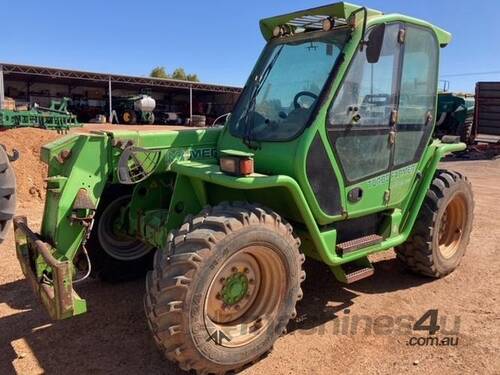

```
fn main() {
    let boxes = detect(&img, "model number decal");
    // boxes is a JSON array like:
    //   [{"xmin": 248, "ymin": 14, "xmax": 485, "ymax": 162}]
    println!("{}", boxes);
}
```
[
  {"xmin": 367, "ymin": 164, "xmax": 417, "ymax": 187},
  {"xmin": 164, "ymin": 147, "xmax": 217, "ymax": 168}
]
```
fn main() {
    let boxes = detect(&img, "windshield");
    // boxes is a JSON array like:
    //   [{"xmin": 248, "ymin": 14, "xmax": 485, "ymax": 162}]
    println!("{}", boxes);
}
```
[{"xmin": 228, "ymin": 29, "xmax": 350, "ymax": 142}]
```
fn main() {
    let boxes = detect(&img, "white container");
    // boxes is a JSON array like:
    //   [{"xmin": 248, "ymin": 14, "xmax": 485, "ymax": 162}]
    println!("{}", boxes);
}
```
[{"xmin": 134, "ymin": 95, "xmax": 156, "ymax": 112}]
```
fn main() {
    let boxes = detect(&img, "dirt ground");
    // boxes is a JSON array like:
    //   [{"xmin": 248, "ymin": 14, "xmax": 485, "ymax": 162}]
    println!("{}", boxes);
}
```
[{"xmin": 0, "ymin": 127, "xmax": 499, "ymax": 374}]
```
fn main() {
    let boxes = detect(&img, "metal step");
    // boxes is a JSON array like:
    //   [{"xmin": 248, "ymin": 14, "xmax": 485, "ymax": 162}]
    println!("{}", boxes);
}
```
[
  {"xmin": 336, "ymin": 234, "xmax": 383, "ymax": 256},
  {"xmin": 344, "ymin": 265, "xmax": 374, "ymax": 284},
  {"xmin": 330, "ymin": 257, "xmax": 375, "ymax": 284}
]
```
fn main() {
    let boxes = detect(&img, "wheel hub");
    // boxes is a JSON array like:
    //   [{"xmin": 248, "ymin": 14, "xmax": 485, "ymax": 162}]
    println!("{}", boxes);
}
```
[
  {"xmin": 204, "ymin": 245, "xmax": 287, "ymax": 348},
  {"xmin": 97, "ymin": 195, "xmax": 153, "ymax": 261},
  {"xmin": 438, "ymin": 193, "xmax": 467, "ymax": 259},
  {"xmin": 221, "ymin": 272, "xmax": 249, "ymax": 306},
  {"xmin": 207, "ymin": 254, "xmax": 260, "ymax": 324}
]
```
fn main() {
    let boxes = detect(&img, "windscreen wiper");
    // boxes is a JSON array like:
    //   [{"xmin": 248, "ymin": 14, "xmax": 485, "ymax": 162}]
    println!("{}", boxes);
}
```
[{"xmin": 242, "ymin": 45, "xmax": 285, "ymax": 149}]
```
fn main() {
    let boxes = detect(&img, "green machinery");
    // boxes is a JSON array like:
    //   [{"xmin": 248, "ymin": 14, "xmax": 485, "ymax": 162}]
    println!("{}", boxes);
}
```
[
  {"xmin": 11, "ymin": 3, "xmax": 474, "ymax": 374},
  {"xmin": 436, "ymin": 91, "xmax": 475, "ymax": 143},
  {"xmin": 112, "ymin": 94, "xmax": 156, "ymax": 125},
  {"xmin": 0, "ymin": 97, "xmax": 81, "ymax": 131}
]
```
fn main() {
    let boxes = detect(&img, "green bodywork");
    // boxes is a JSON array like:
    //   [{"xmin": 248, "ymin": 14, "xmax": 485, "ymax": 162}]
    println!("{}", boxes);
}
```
[
  {"xmin": 221, "ymin": 272, "xmax": 249, "ymax": 306},
  {"xmin": 13, "ymin": 2, "xmax": 464, "ymax": 319},
  {"xmin": 0, "ymin": 97, "xmax": 81, "ymax": 131}
]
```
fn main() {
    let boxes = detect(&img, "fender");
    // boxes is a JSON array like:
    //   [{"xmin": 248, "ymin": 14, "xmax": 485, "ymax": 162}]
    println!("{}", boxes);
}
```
[
  {"xmin": 399, "ymin": 140, "xmax": 466, "ymax": 235},
  {"xmin": 169, "ymin": 160, "xmax": 329, "ymax": 260},
  {"xmin": 166, "ymin": 140, "xmax": 465, "ymax": 267}
]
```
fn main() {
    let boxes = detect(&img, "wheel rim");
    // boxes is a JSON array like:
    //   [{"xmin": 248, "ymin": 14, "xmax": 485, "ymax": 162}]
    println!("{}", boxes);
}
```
[
  {"xmin": 123, "ymin": 112, "xmax": 131, "ymax": 123},
  {"xmin": 97, "ymin": 196, "xmax": 152, "ymax": 261},
  {"xmin": 204, "ymin": 245, "xmax": 286, "ymax": 348},
  {"xmin": 438, "ymin": 192, "xmax": 468, "ymax": 259}
]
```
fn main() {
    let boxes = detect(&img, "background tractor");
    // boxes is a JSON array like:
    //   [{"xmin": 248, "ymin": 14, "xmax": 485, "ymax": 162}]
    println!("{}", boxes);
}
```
[
  {"xmin": 112, "ymin": 94, "xmax": 156, "ymax": 125},
  {"xmin": 435, "ymin": 91, "xmax": 475, "ymax": 143},
  {"xmin": 11, "ymin": 3, "xmax": 474, "ymax": 374}
]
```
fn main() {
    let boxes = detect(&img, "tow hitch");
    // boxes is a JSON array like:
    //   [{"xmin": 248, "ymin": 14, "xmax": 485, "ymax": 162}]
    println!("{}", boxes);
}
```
[{"xmin": 13, "ymin": 216, "xmax": 86, "ymax": 320}]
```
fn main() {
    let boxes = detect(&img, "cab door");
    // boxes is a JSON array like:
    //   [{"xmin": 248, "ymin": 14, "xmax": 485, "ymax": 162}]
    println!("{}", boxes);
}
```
[
  {"xmin": 326, "ymin": 23, "xmax": 403, "ymax": 217},
  {"xmin": 390, "ymin": 24, "xmax": 439, "ymax": 205}
]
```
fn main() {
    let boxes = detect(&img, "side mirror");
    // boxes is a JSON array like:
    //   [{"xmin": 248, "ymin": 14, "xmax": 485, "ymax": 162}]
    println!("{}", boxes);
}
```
[
  {"xmin": 366, "ymin": 24, "xmax": 386, "ymax": 64},
  {"xmin": 211, "ymin": 113, "xmax": 231, "ymax": 127}
]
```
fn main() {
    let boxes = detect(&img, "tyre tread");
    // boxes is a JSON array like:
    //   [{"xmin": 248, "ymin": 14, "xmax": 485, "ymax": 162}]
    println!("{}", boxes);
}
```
[
  {"xmin": 145, "ymin": 202, "xmax": 305, "ymax": 374},
  {"xmin": 395, "ymin": 169, "xmax": 474, "ymax": 278}
]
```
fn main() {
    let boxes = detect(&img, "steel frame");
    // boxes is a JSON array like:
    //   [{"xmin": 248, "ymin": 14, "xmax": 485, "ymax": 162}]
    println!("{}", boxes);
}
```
[{"xmin": 1, "ymin": 63, "xmax": 242, "ymax": 94}]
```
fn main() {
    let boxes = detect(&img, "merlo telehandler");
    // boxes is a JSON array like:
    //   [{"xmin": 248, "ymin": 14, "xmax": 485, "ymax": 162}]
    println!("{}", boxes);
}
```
[{"xmin": 11, "ymin": 3, "xmax": 474, "ymax": 374}]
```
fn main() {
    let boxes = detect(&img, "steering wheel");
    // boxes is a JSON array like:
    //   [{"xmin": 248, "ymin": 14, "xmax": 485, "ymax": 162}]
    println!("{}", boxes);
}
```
[
  {"xmin": 293, "ymin": 91, "xmax": 319, "ymax": 110},
  {"xmin": 244, "ymin": 110, "xmax": 277, "ymax": 134}
]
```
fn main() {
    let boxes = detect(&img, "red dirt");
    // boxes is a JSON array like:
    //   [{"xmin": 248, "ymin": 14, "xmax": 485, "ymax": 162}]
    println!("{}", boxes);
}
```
[
  {"xmin": 0, "ymin": 127, "xmax": 498, "ymax": 374},
  {"xmin": 0, "ymin": 124, "xmax": 198, "ymax": 205},
  {"xmin": 1, "ymin": 128, "xmax": 61, "ymax": 205}
]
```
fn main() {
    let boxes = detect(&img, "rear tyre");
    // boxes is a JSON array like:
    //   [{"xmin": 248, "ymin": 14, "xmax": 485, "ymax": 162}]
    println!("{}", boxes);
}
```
[
  {"xmin": 122, "ymin": 110, "xmax": 137, "ymax": 125},
  {"xmin": 145, "ymin": 202, "xmax": 305, "ymax": 374},
  {"xmin": 395, "ymin": 169, "xmax": 474, "ymax": 278},
  {"xmin": 457, "ymin": 116, "xmax": 473, "ymax": 144},
  {"xmin": 86, "ymin": 187, "xmax": 154, "ymax": 282},
  {"xmin": 0, "ymin": 147, "xmax": 16, "ymax": 244}
]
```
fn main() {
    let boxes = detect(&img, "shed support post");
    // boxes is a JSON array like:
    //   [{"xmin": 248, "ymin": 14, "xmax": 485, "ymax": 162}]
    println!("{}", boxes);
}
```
[
  {"xmin": 189, "ymin": 84, "xmax": 193, "ymax": 125},
  {"xmin": 0, "ymin": 65, "xmax": 5, "ymax": 110},
  {"xmin": 108, "ymin": 77, "xmax": 113, "ymax": 123}
]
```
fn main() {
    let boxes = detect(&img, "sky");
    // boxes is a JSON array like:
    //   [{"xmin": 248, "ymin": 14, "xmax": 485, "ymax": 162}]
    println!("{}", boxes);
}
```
[{"xmin": 2, "ymin": 0, "xmax": 500, "ymax": 92}]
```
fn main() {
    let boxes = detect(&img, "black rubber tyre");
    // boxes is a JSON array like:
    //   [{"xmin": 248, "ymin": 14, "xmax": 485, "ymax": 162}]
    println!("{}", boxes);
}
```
[
  {"xmin": 457, "ymin": 116, "xmax": 473, "ymax": 144},
  {"xmin": 191, "ymin": 115, "xmax": 206, "ymax": 127},
  {"xmin": 395, "ymin": 169, "xmax": 474, "ymax": 278},
  {"xmin": 0, "ymin": 147, "xmax": 16, "ymax": 244},
  {"xmin": 122, "ymin": 110, "xmax": 137, "ymax": 125},
  {"xmin": 145, "ymin": 202, "xmax": 305, "ymax": 374},
  {"xmin": 86, "ymin": 186, "xmax": 154, "ymax": 282},
  {"xmin": 146, "ymin": 112, "xmax": 155, "ymax": 125}
]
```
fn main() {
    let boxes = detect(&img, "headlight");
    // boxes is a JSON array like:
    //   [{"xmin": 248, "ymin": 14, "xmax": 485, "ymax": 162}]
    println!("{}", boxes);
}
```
[{"xmin": 220, "ymin": 156, "xmax": 254, "ymax": 176}]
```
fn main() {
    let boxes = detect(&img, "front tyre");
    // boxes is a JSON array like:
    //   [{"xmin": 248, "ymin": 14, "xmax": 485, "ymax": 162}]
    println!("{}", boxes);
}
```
[
  {"xmin": 146, "ymin": 112, "xmax": 155, "ymax": 125},
  {"xmin": 145, "ymin": 202, "xmax": 305, "ymax": 374},
  {"xmin": 86, "ymin": 190, "xmax": 154, "ymax": 282},
  {"xmin": 0, "ymin": 146, "xmax": 16, "ymax": 244},
  {"xmin": 395, "ymin": 169, "xmax": 474, "ymax": 278}
]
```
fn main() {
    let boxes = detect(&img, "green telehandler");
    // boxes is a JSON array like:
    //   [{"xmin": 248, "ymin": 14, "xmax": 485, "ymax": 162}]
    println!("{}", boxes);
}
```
[{"xmin": 11, "ymin": 3, "xmax": 474, "ymax": 374}]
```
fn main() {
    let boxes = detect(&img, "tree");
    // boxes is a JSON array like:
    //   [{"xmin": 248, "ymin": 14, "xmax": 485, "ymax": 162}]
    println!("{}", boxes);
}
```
[
  {"xmin": 149, "ymin": 66, "xmax": 200, "ymax": 82},
  {"xmin": 171, "ymin": 68, "xmax": 187, "ymax": 81},
  {"xmin": 186, "ymin": 73, "xmax": 200, "ymax": 82},
  {"xmin": 150, "ymin": 66, "xmax": 168, "ymax": 79}
]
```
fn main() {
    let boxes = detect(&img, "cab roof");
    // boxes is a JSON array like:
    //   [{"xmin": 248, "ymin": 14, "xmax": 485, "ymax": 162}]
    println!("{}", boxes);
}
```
[{"xmin": 259, "ymin": 2, "xmax": 452, "ymax": 47}]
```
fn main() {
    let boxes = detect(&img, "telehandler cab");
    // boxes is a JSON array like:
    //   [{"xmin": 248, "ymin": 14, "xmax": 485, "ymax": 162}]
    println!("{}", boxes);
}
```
[{"xmin": 11, "ymin": 2, "xmax": 474, "ymax": 374}]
